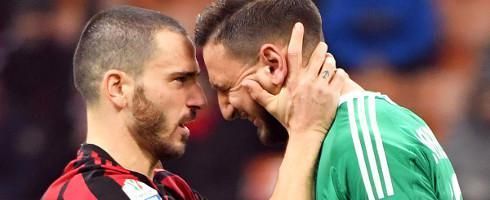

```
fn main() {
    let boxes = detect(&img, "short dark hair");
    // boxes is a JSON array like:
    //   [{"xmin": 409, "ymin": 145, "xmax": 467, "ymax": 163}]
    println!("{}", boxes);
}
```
[
  {"xmin": 74, "ymin": 6, "xmax": 186, "ymax": 104},
  {"xmin": 195, "ymin": 0, "xmax": 322, "ymax": 62}
]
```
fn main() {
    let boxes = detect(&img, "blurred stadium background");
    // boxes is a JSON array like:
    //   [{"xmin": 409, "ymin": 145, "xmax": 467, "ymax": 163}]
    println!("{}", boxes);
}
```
[{"xmin": 0, "ymin": 0, "xmax": 488, "ymax": 199}]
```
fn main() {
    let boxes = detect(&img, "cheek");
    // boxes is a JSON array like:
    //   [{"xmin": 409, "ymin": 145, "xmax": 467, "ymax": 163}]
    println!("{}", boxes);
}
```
[
  {"xmin": 153, "ymin": 90, "xmax": 184, "ymax": 113},
  {"xmin": 148, "ymin": 94, "xmax": 181, "ymax": 127},
  {"xmin": 228, "ymin": 89, "xmax": 262, "ymax": 116}
]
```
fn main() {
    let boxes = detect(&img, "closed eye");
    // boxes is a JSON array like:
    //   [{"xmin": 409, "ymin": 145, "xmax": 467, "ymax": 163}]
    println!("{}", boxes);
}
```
[
  {"xmin": 210, "ymin": 83, "xmax": 229, "ymax": 93},
  {"xmin": 175, "ymin": 76, "xmax": 189, "ymax": 83}
]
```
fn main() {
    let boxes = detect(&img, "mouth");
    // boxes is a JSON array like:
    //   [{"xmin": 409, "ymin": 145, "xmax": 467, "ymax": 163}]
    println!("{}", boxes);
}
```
[
  {"xmin": 178, "ymin": 121, "xmax": 192, "ymax": 129},
  {"xmin": 236, "ymin": 111, "xmax": 263, "ymax": 128},
  {"xmin": 252, "ymin": 118, "xmax": 263, "ymax": 128},
  {"xmin": 238, "ymin": 112, "xmax": 253, "ymax": 123},
  {"xmin": 178, "ymin": 114, "xmax": 197, "ymax": 129},
  {"xmin": 246, "ymin": 116, "xmax": 262, "ymax": 128},
  {"xmin": 177, "ymin": 122, "xmax": 191, "ymax": 139}
]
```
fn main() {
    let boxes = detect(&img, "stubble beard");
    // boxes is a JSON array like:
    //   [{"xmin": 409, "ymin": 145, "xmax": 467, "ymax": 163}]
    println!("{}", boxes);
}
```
[
  {"xmin": 129, "ymin": 86, "xmax": 186, "ymax": 162},
  {"xmin": 257, "ymin": 107, "xmax": 288, "ymax": 145}
]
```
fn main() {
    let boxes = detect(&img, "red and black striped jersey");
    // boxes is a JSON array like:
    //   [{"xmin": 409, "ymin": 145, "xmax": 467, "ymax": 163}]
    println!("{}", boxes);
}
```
[{"xmin": 42, "ymin": 144, "xmax": 205, "ymax": 200}]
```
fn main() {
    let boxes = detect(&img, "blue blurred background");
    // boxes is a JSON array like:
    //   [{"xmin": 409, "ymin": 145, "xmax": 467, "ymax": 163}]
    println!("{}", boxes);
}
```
[{"xmin": 0, "ymin": 0, "xmax": 488, "ymax": 199}]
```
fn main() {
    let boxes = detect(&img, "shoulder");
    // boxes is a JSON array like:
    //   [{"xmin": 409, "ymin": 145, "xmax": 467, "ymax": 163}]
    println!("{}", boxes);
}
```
[
  {"xmin": 47, "ymin": 168, "xmax": 155, "ymax": 200},
  {"xmin": 323, "ymin": 93, "xmax": 416, "ymax": 160},
  {"xmin": 319, "ymin": 92, "xmax": 425, "ymax": 178},
  {"xmin": 43, "ymin": 172, "xmax": 134, "ymax": 200}
]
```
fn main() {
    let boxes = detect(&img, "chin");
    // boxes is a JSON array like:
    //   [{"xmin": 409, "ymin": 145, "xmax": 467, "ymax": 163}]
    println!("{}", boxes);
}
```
[
  {"xmin": 153, "ymin": 139, "xmax": 187, "ymax": 161},
  {"xmin": 171, "ymin": 147, "xmax": 186, "ymax": 159},
  {"xmin": 157, "ymin": 147, "xmax": 185, "ymax": 161}
]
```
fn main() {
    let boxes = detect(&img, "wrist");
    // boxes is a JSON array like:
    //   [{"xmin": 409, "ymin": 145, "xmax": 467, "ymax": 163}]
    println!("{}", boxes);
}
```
[{"xmin": 286, "ymin": 129, "xmax": 325, "ymax": 160}]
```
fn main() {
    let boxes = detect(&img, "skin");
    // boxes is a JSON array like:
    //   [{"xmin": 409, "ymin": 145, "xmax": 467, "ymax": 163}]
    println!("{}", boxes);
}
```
[
  {"xmin": 86, "ymin": 29, "xmax": 206, "ymax": 178},
  {"xmin": 204, "ymin": 43, "xmax": 288, "ymax": 144}
]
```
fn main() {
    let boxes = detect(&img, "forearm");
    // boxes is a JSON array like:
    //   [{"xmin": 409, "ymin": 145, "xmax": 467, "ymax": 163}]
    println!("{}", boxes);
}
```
[{"xmin": 270, "ymin": 130, "xmax": 325, "ymax": 200}]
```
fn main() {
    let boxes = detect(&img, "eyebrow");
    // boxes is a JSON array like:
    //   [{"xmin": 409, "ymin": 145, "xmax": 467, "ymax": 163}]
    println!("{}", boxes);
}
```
[{"xmin": 169, "ymin": 70, "xmax": 200, "ymax": 78}]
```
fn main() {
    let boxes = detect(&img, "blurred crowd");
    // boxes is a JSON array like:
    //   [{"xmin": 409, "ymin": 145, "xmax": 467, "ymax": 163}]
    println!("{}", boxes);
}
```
[{"xmin": 0, "ymin": 0, "xmax": 488, "ymax": 199}]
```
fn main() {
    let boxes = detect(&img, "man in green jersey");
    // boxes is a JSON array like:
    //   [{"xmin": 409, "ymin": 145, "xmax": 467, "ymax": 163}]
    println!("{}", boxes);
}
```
[{"xmin": 195, "ymin": 0, "xmax": 463, "ymax": 199}]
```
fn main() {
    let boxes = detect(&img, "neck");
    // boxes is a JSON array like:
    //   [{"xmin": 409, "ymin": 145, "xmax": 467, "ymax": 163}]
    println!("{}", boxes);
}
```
[{"xmin": 85, "ymin": 106, "xmax": 158, "ymax": 178}]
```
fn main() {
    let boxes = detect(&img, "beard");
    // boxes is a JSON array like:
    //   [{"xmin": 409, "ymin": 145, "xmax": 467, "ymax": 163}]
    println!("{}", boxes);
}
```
[
  {"xmin": 129, "ymin": 86, "xmax": 187, "ymax": 161},
  {"xmin": 256, "ymin": 107, "xmax": 288, "ymax": 145}
]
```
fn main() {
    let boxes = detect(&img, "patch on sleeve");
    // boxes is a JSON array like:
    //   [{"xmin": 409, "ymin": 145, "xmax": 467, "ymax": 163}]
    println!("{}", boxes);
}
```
[{"xmin": 122, "ymin": 179, "xmax": 162, "ymax": 200}]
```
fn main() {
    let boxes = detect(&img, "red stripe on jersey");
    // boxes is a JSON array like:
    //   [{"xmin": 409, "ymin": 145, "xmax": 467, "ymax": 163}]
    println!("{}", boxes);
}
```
[
  {"xmin": 91, "ymin": 151, "xmax": 102, "ymax": 165},
  {"xmin": 156, "ymin": 169, "xmax": 198, "ymax": 200},
  {"xmin": 106, "ymin": 159, "xmax": 114, "ymax": 167},
  {"xmin": 42, "ymin": 159, "xmax": 84, "ymax": 199},
  {"xmin": 61, "ymin": 174, "xmax": 97, "ymax": 200}
]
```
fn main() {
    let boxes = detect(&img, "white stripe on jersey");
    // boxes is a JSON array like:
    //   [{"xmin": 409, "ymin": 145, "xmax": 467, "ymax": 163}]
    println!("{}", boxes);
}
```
[
  {"xmin": 368, "ymin": 95, "xmax": 395, "ymax": 196},
  {"xmin": 358, "ymin": 96, "xmax": 384, "ymax": 198},
  {"xmin": 347, "ymin": 99, "xmax": 375, "ymax": 200}
]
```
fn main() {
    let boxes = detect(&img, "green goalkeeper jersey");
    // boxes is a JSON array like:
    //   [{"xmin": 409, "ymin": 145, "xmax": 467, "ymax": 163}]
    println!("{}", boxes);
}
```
[{"xmin": 315, "ymin": 91, "xmax": 462, "ymax": 200}]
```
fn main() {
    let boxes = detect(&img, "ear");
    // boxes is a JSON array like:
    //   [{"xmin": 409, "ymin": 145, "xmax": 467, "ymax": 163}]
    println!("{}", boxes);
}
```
[
  {"xmin": 100, "ymin": 69, "xmax": 134, "ymax": 109},
  {"xmin": 258, "ymin": 44, "xmax": 287, "ymax": 86}
]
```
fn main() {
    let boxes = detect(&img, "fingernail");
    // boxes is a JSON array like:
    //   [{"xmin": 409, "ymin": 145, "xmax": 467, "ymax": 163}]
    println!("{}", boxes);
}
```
[
  {"xmin": 322, "ymin": 42, "xmax": 328, "ymax": 50},
  {"xmin": 295, "ymin": 22, "xmax": 303, "ymax": 30}
]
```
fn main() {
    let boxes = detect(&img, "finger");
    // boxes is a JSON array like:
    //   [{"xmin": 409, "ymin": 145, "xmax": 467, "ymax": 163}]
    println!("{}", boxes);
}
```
[
  {"xmin": 287, "ymin": 22, "xmax": 304, "ymax": 69},
  {"xmin": 328, "ymin": 68, "xmax": 349, "ymax": 90},
  {"xmin": 317, "ymin": 53, "xmax": 337, "ymax": 82},
  {"xmin": 241, "ymin": 79, "xmax": 274, "ymax": 108},
  {"xmin": 305, "ymin": 42, "xmax": 328, "ymax": 77}
]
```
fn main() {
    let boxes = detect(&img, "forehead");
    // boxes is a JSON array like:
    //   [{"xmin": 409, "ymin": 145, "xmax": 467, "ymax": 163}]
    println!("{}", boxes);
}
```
[
  {"xmin": 202, "ymin": 43, "xmax": 244, "ymax": 88},
  {"xmin": 146, "ymin": 30, "xmax": 198, "ymax": 73}
]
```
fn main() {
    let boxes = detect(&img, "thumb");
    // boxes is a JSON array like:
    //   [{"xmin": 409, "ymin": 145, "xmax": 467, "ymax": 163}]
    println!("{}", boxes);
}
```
[{"xmin": 241, "ymin": 79, "xmax": 274, "ymax": 108}]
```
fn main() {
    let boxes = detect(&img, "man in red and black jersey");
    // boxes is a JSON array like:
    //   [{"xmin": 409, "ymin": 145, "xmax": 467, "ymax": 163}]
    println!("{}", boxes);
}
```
[
  {"xmin": 43, "ymin": 5, "xmax": 345, "ymax": 200},
  {"xmin": 43, "ymin": 6, "xmax": 209, "ymax": 199}
]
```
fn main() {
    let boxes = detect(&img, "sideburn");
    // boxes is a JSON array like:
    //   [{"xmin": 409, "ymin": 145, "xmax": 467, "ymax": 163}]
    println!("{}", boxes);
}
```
[{"xmin": 131, "ymin": 86, "xmax": 165, "ymax": 135}]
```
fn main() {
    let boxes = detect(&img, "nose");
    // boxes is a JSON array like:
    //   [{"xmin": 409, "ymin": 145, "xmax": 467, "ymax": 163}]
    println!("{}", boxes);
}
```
[
  {"xmin": 217, "ymin": 91, "xmax": 237, "ymax": 120},
  {"xmin": 187, "ymin": 83, "xmax": 208, "ymax": 112}
]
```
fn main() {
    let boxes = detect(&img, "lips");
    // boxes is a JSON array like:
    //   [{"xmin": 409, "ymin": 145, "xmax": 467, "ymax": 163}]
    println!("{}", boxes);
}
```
[
  {"xmin": 178, "ymin": 121, "xmax": 191, "ymax": 129},
  {"xmin": 179, "ymin": 125, "xmax": 190, "ymax": 139},
  {"xmin": 253, "ymin": 118, "xmax": 263, "ymax": 128},
  {"xmin": 178, "ymin": 114, "xmax": 196, "ymax": 129},
  {"xmin": 246, "ymin": 116, "xmax": 263, "ymax": 128},
  {"xmin": 177, "ymin": 119, "xmax": 192, "ymax": 139},
  {"xmin": 236, "ymin": 111, "xmax": 263, "ymax": 128}
]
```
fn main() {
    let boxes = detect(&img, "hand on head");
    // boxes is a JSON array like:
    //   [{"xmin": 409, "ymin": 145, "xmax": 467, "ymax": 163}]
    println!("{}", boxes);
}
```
[{"xmin": 241, "ymin": 22, "xmax": 348, "ymax": 136}]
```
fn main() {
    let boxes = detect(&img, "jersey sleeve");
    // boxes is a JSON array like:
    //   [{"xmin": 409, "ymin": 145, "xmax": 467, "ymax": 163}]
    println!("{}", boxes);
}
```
[{"xmin": 413, "ymin": 125, "xmax": 463, "ymax": 200}]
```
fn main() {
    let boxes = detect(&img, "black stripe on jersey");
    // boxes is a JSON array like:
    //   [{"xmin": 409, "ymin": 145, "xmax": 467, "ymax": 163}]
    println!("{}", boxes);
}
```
[
  {"xmin": 163, "ymin": 189, "xmax": 179, "ymax": 200},
  {"xmin": 82, "ymin": 169, "xmax": 130, "ymax": 200},
  {"xmin": 130, "ymin": 171, "xmax": 155, "ymax": 188},
  {"xmin": 130, "ymin": 171, "xmax": 167, "ymax": 198},
  {"xmin": 153, "ymin": 172, "xmax": 177, "ymax": 199},
  {"xmin": 57, "ymin": 179, "xmax": 70, "ymax": 200}
]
